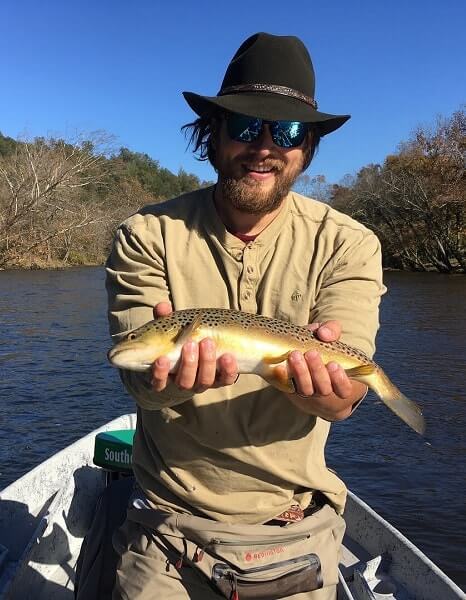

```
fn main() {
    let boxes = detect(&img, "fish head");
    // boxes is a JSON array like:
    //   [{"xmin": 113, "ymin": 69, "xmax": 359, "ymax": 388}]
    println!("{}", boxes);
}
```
[{"xmin": 107, "ymin": 322, "xmax": 176, "ymax": 372}]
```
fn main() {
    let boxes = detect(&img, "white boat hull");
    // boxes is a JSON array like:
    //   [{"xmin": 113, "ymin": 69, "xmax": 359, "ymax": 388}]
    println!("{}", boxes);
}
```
[{"xmin": 0, "ymin": 414, "xmax": 463, "ymax": 600}]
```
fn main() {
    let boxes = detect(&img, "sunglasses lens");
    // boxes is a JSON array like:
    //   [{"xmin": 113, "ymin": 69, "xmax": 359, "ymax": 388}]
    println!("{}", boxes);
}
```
[
  {"xmin": 225, "ymin": 113, "xmax": 308, "ymax": 148},
  {"xmin": 226, "ymin": 113, "xmax": 262, "ymax": 143},
  {"xmin": 272, "ymin": 121, "xmax": 308, "ymax": 148}
]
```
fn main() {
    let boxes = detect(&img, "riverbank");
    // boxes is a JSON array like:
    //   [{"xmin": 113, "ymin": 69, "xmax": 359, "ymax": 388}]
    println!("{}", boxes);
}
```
[
  {"xmin": 2, "ymin": 262, "xmax": 464, "ymax": 274},
  {"xmin": 0, "ymin": 257, "xmax": 104, "ymax": 271}
]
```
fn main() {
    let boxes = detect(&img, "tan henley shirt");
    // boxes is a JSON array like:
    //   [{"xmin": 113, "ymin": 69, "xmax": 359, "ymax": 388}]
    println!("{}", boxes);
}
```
[{"xmin": 106, "ymin": 186, "xmax": 385, "ymax": 523}]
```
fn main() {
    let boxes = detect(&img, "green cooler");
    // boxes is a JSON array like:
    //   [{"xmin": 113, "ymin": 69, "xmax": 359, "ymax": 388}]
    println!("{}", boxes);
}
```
[{"xmin": 93, "ymin": 429, "xmax": 135, "ymax": 474}]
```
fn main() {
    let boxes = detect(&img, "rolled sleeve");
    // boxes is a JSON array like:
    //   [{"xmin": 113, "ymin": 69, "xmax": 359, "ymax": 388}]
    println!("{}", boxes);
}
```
[{"xmin": 105, "ymin": 215, "xmax": 192, "ymax": 409}]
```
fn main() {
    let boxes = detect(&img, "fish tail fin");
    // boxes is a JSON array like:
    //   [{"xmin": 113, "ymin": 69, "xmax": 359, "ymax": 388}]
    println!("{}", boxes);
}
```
[{"xmin": 345, "ymin": 365, "xmax": 425, "ymax": 435}]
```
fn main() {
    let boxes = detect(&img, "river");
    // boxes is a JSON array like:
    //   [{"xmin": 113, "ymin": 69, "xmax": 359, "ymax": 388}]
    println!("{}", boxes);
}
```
[{"xmin": 0, "ymin": 267, "xmax": 465, "ymax": 590}]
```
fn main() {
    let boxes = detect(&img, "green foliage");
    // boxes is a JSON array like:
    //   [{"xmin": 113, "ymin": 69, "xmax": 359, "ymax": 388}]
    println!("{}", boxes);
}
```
[
  {"xmin": 110, "ymin": 148, "xmax": 210, "ymax": 200},
  {"xmin": 0, "ymin": 132, "xmax": 18, "ymax": 157}
]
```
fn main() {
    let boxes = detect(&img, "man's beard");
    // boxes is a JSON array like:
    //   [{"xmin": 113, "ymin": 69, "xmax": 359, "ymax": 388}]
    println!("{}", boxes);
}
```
[{"xmin": 218, "ymin": 156, "xmax": 305, "ymax": 216}]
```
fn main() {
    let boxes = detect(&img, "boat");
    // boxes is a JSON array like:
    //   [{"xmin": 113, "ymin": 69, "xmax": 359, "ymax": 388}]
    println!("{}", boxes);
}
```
[{"xmin": 0, "ymin": 414, "xmax": 464, "ymax": 600}]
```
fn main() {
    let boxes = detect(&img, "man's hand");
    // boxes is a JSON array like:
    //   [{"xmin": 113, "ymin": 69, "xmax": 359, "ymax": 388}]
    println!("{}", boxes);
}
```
[
  {"xmin": 285, "ymin": 320, "xmax": 367, "ymax": 421},
  {"xmin": 149, "ymin": 302, "xmax": 238, "ymax": 393}
]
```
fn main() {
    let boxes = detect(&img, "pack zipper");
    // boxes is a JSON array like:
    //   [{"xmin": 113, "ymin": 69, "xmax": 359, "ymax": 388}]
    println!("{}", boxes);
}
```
[
  {"xmin": 213, "ymin": 553, "xmax": 320, "ymax": 580},
  {"xmin": 209, "ymin": 532, "xmax": 310, "ymax": 547}
]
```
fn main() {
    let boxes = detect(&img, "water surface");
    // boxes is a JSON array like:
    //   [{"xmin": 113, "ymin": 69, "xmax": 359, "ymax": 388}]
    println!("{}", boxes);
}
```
[{"xmin": 0, "ymin": 267, "xmax": 465, "ymax": 590}]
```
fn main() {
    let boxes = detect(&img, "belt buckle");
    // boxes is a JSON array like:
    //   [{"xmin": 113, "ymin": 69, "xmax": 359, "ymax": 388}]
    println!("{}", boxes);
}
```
[{"xmin": 272, "ymin": 504, "xmax": 305, "ymax": 523}]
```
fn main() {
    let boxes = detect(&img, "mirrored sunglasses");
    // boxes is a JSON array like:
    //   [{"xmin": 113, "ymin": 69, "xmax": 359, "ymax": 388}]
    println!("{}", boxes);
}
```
[{"xmin": 225, "ymin": 112, "xmax": 309, "ymax": 148}]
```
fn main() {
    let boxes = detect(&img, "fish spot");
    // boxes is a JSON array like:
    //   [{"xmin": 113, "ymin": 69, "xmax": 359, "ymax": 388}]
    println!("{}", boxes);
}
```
[{"xmin": 133, "ymin": 308, "xmax": 371, "ymax": 366}]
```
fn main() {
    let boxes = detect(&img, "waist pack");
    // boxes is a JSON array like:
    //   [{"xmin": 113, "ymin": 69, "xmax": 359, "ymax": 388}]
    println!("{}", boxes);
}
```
[{"xmin": 127, "ymin": 503, "xmax": 345, "ymax": 600}]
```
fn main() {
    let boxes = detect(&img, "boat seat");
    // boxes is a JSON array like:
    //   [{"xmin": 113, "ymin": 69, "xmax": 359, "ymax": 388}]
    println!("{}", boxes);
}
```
[{"xmin": 93, "ymin": 429, "xmax": 135, "ymax": 473}]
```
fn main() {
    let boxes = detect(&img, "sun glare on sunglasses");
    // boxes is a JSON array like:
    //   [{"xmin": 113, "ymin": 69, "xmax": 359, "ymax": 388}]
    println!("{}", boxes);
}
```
[{"xmin": 225, "ymin": 113, "xmax": 309, "ymax": 148}]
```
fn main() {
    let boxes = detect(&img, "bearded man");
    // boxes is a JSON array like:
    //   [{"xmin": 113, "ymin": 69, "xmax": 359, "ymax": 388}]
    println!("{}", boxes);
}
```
[{"xmin": 106, "ymin": 32, "xmax": 385, "ymax": 600}]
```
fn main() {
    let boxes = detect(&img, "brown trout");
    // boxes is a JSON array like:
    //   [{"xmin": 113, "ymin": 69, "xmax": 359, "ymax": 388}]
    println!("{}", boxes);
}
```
[{"xmin": 108, "ymin": 308, "xmax": 425, "ymax": 434}]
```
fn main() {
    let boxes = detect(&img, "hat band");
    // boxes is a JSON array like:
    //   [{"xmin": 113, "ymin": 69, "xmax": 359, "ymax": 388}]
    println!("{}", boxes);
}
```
[{"xmin": 218, "ymin": 83, "xmax": 318, "ymax": 110}]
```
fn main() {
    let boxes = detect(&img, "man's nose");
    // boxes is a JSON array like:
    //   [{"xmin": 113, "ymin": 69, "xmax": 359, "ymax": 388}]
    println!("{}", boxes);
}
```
[{"xmin": 250, "ymin": 124, "xmax": 276, "ymax": 151}]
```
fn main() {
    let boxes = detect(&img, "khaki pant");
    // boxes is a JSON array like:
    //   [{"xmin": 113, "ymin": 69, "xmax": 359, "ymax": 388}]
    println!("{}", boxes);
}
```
[{"xmin": 112, "ymin": 506, "xmax": 344, "ymax": 600}]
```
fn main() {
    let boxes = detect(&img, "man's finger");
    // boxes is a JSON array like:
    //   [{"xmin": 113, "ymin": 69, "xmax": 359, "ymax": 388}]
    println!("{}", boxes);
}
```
[
  {"xmin": 175, "ymin": 341, "xmax": 199, "ymax": 390},
  {"xmin": 195, "ymin": 338, "xmax": 217, "ymax": 392},
  {"xmin": 287, "ymin": 351, "xmax": 314, "ymax": 397},
  {"xmin": 151, "ymin": 355, "xmax": 171, "ymax": 391},
  {"xmin": 304, "ymin": 350, "xmax": 333, "ymax": 396},
  {"xmin": 314, "ymin": 320, "xmax": 341, "ymax": 342},
  {"xmin": 215, "ymin": 353, "xmax": 239, "ymax": 387},
  {"xmin": 327, "ymin": 362, "xmax": 353, "ymax": 399},
  {"xmin": 154, "ymin": 301, "xmax": 173, "ymax": 318}
]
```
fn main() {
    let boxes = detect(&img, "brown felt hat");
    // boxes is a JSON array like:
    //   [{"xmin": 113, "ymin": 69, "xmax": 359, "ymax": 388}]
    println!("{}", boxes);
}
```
[{"xmin": 183, "ymin": 32, "xmax": 350, "ymax": 136}]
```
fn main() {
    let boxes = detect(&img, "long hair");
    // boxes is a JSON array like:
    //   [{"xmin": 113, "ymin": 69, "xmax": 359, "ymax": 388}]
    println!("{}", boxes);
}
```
[
  {"xmin": 181, "ymin": 108, "xmax": 220, "ymax": 168},
  {"xmin": 181, "ymin": 110, "xmax": 321, "ymax": 171}
]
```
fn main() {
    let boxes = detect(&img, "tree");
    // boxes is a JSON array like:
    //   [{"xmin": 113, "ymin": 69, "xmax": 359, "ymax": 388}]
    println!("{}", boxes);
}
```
[
  {"xmin": 329, "ymin": 108, "xmax": 465, "ymax": 273},
  {"xmin": 0, "ymin": 133, "xmax": 110, "ymax": 267},
  {"xmin": 294, "ymin": 174, "xmax": 331, "ymax": 203},
  {"xmin": 0, "ymin": 133, "xmax": 18, "ymax": 157},
  {"xmin": 0, "ymin": 134, "xmax": 210, "ymax": 268}
]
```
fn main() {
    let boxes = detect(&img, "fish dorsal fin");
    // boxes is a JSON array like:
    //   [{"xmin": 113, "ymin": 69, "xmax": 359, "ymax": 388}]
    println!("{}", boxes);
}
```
[
  {"xmin": 164, "ymin": 324, "xmax": 178, "ymax": 338},
  {"xmin": 173, "ymin": 313, "xmax": 204, "ymax": 346},
  {"xmin": 263, "ymin": 351, "xmax": 292, "ymax": 365}
]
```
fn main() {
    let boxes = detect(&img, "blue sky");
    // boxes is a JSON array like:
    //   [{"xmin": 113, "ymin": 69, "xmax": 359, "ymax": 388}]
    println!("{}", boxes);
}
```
[{"xmin": 1, "ymin": 0, "xmax": 464, "ymax": 185}]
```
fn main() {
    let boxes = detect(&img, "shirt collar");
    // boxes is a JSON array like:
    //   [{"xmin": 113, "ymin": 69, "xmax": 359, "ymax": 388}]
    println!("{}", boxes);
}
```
[{"xmin": 203, "ymin": 186, "xmax": 292, "ymax": 255}]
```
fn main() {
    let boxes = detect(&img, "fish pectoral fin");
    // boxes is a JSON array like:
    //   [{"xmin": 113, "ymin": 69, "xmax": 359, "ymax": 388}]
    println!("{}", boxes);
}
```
[
  {"xmin": 263, "ymin": 351, "xmax": 292, "ymax": 365},
  {"xmin": 173, "ymin": 314, "xmax": 203, "ymax": 345},
  {"xmin": 260, "ymin": 362, "xmax": 295, "ymax": 393},
  {"xmin": 344, "ymin": 364, "xmax": 376, "ymax": 378},
  {"xmin": 261, "ymin": 352, "xmax": 295, "ymax": 392},
  {"xmin": 263, "ymin": 370, "xmax": 295, "ymax": 393}
]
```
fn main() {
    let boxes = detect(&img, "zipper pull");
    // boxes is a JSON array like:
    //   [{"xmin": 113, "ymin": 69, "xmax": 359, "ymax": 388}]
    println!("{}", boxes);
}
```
[
  {"xmin": 193, "ymin": 545, "xmax": 205, "ymax": 562},
  {"xmin": 230, "ymin": 573, "xmax": 239, "ymax": 600},
  {"xmin": 195, "ymin": 539, "xmax": 216, "ymax": 562},
  {"xmin": 175, "ymin": 551, "xmax": 186, "ymax": 570}
]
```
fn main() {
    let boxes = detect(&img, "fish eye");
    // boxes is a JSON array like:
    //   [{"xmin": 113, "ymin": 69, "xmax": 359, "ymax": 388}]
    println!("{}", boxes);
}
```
[{"xmin": 127, "ymin": 333, "xmax": 137, "ymax": 340}]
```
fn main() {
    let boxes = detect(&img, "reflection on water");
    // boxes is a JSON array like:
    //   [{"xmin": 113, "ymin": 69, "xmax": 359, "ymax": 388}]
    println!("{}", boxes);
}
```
[{"xmin": 0, "ymin": 267, "xmax": 465, "ymax": 590}]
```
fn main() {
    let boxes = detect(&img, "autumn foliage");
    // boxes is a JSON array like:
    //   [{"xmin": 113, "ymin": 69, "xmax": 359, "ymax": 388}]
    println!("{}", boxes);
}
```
[
  {"xmin": 0, "ymin": 108, "xmax": 464, "ymax": 272},
  {"xmin": 0, "ymin": 134, "xmax": 210, "ymax": 268},
  {"xmin": 330, "ymin": 108, "xmax": 465, "ymax": 272}
]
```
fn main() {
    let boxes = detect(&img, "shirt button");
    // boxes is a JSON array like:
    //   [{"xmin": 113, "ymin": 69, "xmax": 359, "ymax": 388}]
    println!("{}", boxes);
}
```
[
  {"xmin": 246, "ymin": 265, "xmax": 254, "ymax": 274},
  {"xmin": 234, "ymin": 252, "xmax": 243, "ymax": 261},
  {"xmin": 242, "ymin": 291, "xmax": 251, "ymax": 300}
]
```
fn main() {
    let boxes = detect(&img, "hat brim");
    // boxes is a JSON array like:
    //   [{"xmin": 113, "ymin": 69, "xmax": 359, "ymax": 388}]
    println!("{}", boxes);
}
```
[{"xmin": 183, "ymin": 91, "xmax": 350, "ymax": 136}]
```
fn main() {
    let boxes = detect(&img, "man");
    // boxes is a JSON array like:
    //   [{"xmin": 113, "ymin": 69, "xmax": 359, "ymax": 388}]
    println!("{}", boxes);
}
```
[{"xmin": 106, "ymin": 32, "xmax": 384, "ymax": 600}]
